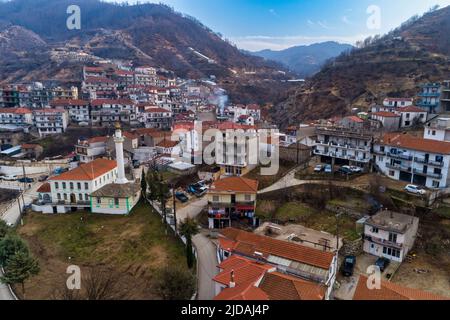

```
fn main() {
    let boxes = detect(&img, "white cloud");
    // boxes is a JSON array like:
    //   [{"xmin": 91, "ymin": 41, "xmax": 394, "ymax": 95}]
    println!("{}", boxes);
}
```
[{"xmin": 341, "ymin": 16, "xmax": 352, "ymax": 25}]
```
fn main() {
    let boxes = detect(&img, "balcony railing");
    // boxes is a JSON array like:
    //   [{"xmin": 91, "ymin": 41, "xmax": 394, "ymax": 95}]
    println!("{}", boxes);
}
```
[
  {"xmin": 364, "ymin": 235, "xmax": 403, "ymax": 250},
  {"xmin": 413, "ymin": 169, "xmax": 442, "ymax": 179},
  {"xmin": 386, "ymin": 163, "xmax": 411, "ymax": 172},
  {"xmin": 414, "ymin": 157, "xmax": 444, "ymax": 167},
  {"xmin": 387, "ymin": 152, "xmax": 412, "ymax": 161}
]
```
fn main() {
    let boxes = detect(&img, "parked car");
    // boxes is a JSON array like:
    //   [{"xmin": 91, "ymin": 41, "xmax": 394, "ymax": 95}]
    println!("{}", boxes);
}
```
[
  {"xmin": 404, "ymin": 184, "xmax": 426, "ymax": 195},
  {"xmin": 18, "ymin": 177, "xmax": 34, "ymax": 183},
  {"xmin": 338, "ymin": 166, "xmax": 353, "ymax": 175},
  {"xmin": 341, "ymin": 256, "xmax": 356, "ymax": 277},
  {"xmin": 38, "ymin": 175, "xmax": 49, "ymax": 182},
  {"xmin": 324, "ymin": 165, "xmax": 332, "ymax": 173},
  {"xmin": 314, "ymin": 165, "xmax": 324, "ymax": 173},
  {"xmin": 349, "ymin": 166, "xmax": 362, "ymax": 173},
  {"xmin": 375, "ymin": 257, "xmax": 390, "ymax": 272},
  {"xmin": 1, "ymin": 175, "xmax": 17, "ymax": 181},
  {"xmin": 188, "ymin": 183, "xmax": 208, "ymax": 197},
  {"xmin": 175, "ymin": 192, "xmax": 189, "ymax": 203}
]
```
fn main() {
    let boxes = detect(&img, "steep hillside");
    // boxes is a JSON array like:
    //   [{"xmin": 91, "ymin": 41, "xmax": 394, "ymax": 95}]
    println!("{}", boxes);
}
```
[
  {"xmin": 252, "ymin": 42, "xmax": 353, "ymax": 77},
  {"xmin": 272, "ymin": 6, "xmax": 450, "ymax": 128},
  {"xmin": 0, "ymin": 0, "xmax": 291, "ymax": 104}
]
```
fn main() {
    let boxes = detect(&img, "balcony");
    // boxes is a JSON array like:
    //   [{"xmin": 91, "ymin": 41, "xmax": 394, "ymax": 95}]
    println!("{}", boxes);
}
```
[
  {"xmin": 386, "ymin": 163, "xmax": 411, "ymax": 172},
  {"xmin": 414, "ymin": 157, "xmax": 444, "ymax": 167},
  {"xmin": 364, "ymin": 235, "xmax": 403, "ymax": 250},
  {"xmin": 373, "ymin": 150, "xmax": 386, "ymax": 156},
  {"xmin": 387, "ymin": 152, "xmax": 412, "ymax": 161},
  {"xmin": 418, "ymin": 92, "xmax": 440, "ymax": 98},
  {"xmin": 413, "ymin": 169, "xmax": 442, "ymax": 179}
]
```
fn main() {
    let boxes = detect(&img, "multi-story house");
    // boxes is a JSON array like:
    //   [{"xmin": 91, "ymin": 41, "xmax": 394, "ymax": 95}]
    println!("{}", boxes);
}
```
[
  {"xmin": 83, "ymin": 66, "xmax": 106, "ymax": 78},
  {"xmin": 0, "ymin": 85, "xmax": 20, "ymax": 108},
  {"xmin": 395, "ymin": 106, "xmax": 428, "ymax": 128},
  {"xmin": 383, "ymin": 98, "xmax": 414, "ymax": 109},
  {"xmin": 417, "ymin": 83, "xmax": 442, "ymax": 113},
  {"xmin": 138, "ymin": 106, "xmax": 172, "ymax": 129},
  {"xmin": 424, "ymin": 117, "xmax": 450, "ymax": 142},
  {"xmin": 82, "ymin": 77, "xmax": 117, "ymax": 92},
  {"xmin": 314, "ymin": 126, "xmax": 373, "ymax": 171},
  {"xmin": 50, "ymin": 86, "xmax": 79, "ymax": 101},
  {"xmin": 50, "ymin": 99, "xmax": 90, "ymax": 124},
  {"xmin": 207, "ymin": 177, "xmax": 259, "ymax": 229},
  {"xmin": 75, "ymin": 136, "xmax": 108, "ymax": 163},
  {"xmin": 90, "ymin": 99, "xmax": 138, "ymax": 126},
  {"xmin": 32, "ymin": 108, "xmax": 69, "ymax": 137},
  {"xmin": 374, "ymin": 133, "xmax": 450, "ymax": 188},
  {"xmin": 0, "ymin": 108, "xmax": 33, "ymax": 126},
  {"xmin": 441, "ymin": 80, "xmax": 450, "ymax": 112},
  {"xmin": 363, "ymin": 210, "xmax": 419, "ymax": 263},
  {"xmin": 114, "ymin": 70, "xmax": 135, "ymax": 87},
  {"xmin": 217, "ymin": 228, "xmax": 338, "ymax": 300},
  {"xmin": 370, "ymin": 112, "xmax": 400, "ymax": 131}
]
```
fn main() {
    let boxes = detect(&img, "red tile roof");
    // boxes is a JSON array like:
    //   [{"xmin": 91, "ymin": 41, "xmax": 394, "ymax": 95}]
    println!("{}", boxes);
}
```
[
  {"xmin": 372, "ymin": 112, "xmax": 400, "ymax": 118},
  {"xmin": 397, "ymin": 106, "xmax": 426, "ymax": 113},
  {"xmin": 353, "ymin": 275, "xmax": 448, "ymax": 300},
  {"xmin": 50, "ymin": 159, "xmax": 116, "ymax": 181},
  {"xmin": 214, "ymin": 256, "xmax": 326, "ymax": 301},
  {"xmin": 50, "ymin": 99, "xmax": 89, "ymax": 107},
  {"xmin": 380, "ymin": 133, "xmax": 450, "ymax": 154},
  {"xmin": 37, "ymin": 183, "xmax": 51, "ymax": 193},
  {"xmin": 219, "ymin": 228, "xmax": 335, "ymax": 270},
  {"xmin": 0, "ymin": 107, "xmax": 32, "ymax": 114},
  {"xmin": 210, "ymin": 177, "xmax": 259, "ymax": 193},
  {"xmin": 87, "ymin": 136, "xmax": 108, "ymax": 144},
  {"xmin": 91, "ymin": 99, "xmax": 134, "ymax": 106},
  {"xmin": 156, "ymin": 139, "xmax": 179, "ymax": 148},
  {"xmin": 345, "ymin": 116, "xmax": 364, "ymax": 123}
]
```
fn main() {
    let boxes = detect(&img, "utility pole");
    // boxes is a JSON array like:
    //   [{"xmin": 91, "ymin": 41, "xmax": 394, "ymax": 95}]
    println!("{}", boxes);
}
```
[{"xmin": 172, "ymin": 184, "xmax": 178, "ymax": 235}]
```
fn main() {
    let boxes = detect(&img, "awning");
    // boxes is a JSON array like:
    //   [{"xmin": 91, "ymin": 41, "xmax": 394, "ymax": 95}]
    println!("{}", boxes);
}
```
[{"xmin": 236, "ymin": 205, "xmax": 255, "ymax": 211}]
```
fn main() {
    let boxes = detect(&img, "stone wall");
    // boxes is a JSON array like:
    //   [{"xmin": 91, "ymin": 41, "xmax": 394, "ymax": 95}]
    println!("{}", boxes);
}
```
[{"xmin": 339, "ymin": 238, "xmax": 363, "ymax": 257}]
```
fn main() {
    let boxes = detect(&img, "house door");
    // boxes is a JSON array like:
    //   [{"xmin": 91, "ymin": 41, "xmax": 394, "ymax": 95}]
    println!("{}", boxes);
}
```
[{"xmin": 70, "ymin": 193, "xmax": 77, "ymax": 204}]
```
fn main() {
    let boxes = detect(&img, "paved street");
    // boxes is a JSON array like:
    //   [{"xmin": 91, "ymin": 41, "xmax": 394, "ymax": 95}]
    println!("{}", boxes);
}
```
[
  {"xmin": 176, "ymin": 198, "xmax": 218, "ymax": 300},
  {"xmin": 1, "ymin": 182, "xmax": 41, "ymax": 226}
]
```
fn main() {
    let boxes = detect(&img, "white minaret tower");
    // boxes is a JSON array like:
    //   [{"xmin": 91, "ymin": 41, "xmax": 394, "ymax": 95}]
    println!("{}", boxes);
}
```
[{"xmin": 114, "ymin": 123, "xmax": 129, "ymax": 185}]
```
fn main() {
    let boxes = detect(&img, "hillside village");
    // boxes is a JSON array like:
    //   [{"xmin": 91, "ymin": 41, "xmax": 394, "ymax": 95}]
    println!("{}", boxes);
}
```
[{"xmin": 0, "ymin": 57, "xmax": 448, "ymax": 301}]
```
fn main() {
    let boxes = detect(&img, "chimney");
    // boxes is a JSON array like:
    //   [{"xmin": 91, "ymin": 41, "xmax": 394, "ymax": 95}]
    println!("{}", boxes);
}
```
[
  {"xmin": 114, "ymin": 122, "xmax": 129, "ymax": 184},
  {"xmin": 229, "ymin": 270, "xmax": 236, "ymax": 288}
]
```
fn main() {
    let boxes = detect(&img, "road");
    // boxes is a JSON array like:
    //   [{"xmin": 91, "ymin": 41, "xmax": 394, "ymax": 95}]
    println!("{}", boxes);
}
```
[
  {"xmin": 1, "ymin": 182, "xmax": 41, "ymax": 226},
  {"xmin": 176, "ymin": 198, "xmax": 218, "ymax": 300}
]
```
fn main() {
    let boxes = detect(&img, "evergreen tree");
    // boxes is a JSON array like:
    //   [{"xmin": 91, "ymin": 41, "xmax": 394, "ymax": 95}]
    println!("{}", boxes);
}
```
[
  {"xmin": 0, "ymin": 220, "xmax": 9, "ymax": 240},
  {"xmin": 0, "ymin": 251, "xmax": 40, "ymax": 295},
  {"xmin": 0, "ymin": 234, "xmax": 29, "ymax": 266},
  {"xmin": 140, "ymin": 168, "xmax": 147, "ymax": 201},
  {"xmin": 179, "ymin": 217, "xmax": 199, "ymax": 269}
]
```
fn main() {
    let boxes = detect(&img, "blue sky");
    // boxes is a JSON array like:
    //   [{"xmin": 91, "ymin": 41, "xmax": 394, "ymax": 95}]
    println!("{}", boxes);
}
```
[{"xmin": 107, "ymin": 0, "xmax": 450, "ymax": 51}]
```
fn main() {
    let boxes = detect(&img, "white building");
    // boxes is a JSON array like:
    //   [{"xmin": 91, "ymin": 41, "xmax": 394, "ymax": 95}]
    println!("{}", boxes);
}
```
[
  {"xmin": 314, "ymin": 126, "xmax": 373, "ymax": 170},
  {"xmin": 383, "ymin": 98, "xmax": 414, "ymax": 108},
  {"xmin": 138, "ymin": 106, "xmax": 172, "ymax": 129},
  {"xmin": 75, "ymin": 136, "xmax": 108, "ymax": 163},
  {"xmin": 363, "ymin": 210, "xmax": 419, "ymax": 263},
  {"xmin": 395, "ymin": 106, "xmax": 427, "ymax": 128},
  {"xmin": 90, "ymin": 99, "xmax": 138, "ymax": 126},
  {"xmin": 0, "ymin": 108, "xmax": 33, "ymax": 126},
  {"xmin": 50, "ymin": 99, "xmax": 90, "ymax": 124},
  {"xmin": 424, "ymin": 117, "xmax": 450, "ymax": 142},
  {"xmin": 374, "ymin": 133, "xmax": 450, "ymax": 188},
  {"xmin": 32, "ymin": 108, "xmax": 69, "ymax": 137},
  {"xmin": 370, "ymin": 112, "xmax": 400, "ymax": 131}
]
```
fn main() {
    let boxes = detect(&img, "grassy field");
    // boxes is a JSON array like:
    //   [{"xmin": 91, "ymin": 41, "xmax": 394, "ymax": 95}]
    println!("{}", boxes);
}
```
[{"xmin": 17, "ymin": 202, "xmax": 192, "ymax": 299}]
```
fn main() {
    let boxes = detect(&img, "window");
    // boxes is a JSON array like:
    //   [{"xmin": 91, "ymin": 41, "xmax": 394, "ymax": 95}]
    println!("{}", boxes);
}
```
[
  {"xmin": 55, "ymin": 182, "xmax": 59, "ymax": 189},
  {"xmin": 245, "ymin": 194, "xmax": 251, "ymax": 201},
  {"xmin": 77, "ymin": 183, "xmax": 81, "ymax": 190},
  {"xmin": 388, "ymin": 233, "xmax": 398, "ymax": 243},
  {"xmin": 371, "ymin": 227, "xmax": 379, "ymax": 233},
  {"xmin": 57, "ymin": 193, "xmax": 61, "ymax": 200},
  {"xmin": 114, "ymin": 198, "xmax": 119, "ymax": 206},
  {"xmin": 433, "ymin": 181, "xmax": 440, "ymax": 188},
  {"xmin": 389, "ymin": 170, "xmax": 395, "ymax": 177},
  {"xmin": 62, "ymin": 182, "xmax": 66, "ymax": 189},
  {"xmin": 96, "ymin": 197, "xmax": 101, "ymax": 204},
  {"xmin": 70, "ymin": 182, "xmax": 74, "ymax": 190},
  {"xmin": 64, "ymin": 194, "xmax": 67, "ymax": 200},
  {"xmin": 432, "ymin": 130, "xmax": 436, "ymax": 136},
  {"xmin": 85, "ymin": 194, "xmax": 89, "ymax": 201},
  {"xmin": 213, "ymin": 196, "xmax": 220, "ymax": 203},
  {"xmin": 85, "ymin": 182, "xmax": 89, "ymax": 190},
  {"xmin": 79, "ymin": 194, "xmax": 83, "ymax": 201}
]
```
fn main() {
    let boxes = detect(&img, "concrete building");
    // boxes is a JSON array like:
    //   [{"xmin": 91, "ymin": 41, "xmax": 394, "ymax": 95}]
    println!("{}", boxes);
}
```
[
  {"xmin": 75, "ymin": 136, "xmax": 108, "ymax": 163},
  {"xmin": 395, "ymin": 106, "xmax": 427, "ymax": 128},
  {"xmin": 363, "ymin": 210, "xmax": 419, "ymax": 263},
  {"xmin": 138, "ymin": 106, "xmax": 173, "ymax": 129},
  {"xmin": 32, "ymin": 108, "xmax": 69, "ymax": 137},
  {"xmin": 424, "ymin": 117, "xmax": 450, "ymax": 142},
  {"xmin": 370, "ymin": 112, "xmax": 401, "ymax": 131},
  {"xmin": 417, "ymin": 83, "xmax": 442, "ymax": 113},
  {"xmin": 374, "ymin": 133, "xmax": 450, "ymax": 188},
  {"xmin": 314, "ymin": 126, "xmax": 373, "ymax": 171},
  {"xmin": 50, "ymin": 99, "xmax": 90, "ymax": 124},
  {"xmin": 0, "ymin": 108, "xmax": 33, "ymax": 126},
  {"xmin": 90, "ymin": 99, "xmax": 138, "ymax": 126},
  {"xmin": 383, "ymin": 98, "xmax": 414, "ymax": 109},
  {"xmin": 207, "ymin": 177, "xmax": 259, "ymax": 229}
]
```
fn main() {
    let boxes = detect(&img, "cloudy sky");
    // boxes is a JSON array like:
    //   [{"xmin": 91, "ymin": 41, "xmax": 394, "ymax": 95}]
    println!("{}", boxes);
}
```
[{"xmin": 106, "ymin": 0, "xmax": 450, "ymax": 51}]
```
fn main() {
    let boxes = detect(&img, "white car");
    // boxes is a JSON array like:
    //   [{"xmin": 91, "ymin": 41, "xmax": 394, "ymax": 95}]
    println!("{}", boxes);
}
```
[
  {"xmin": 405, "ymin": 184, "xmax": 426, "ymax": 195},
  {"xmin": 314, "ymin": 165, "xmax": 324, "ymax": 173},
  {"xmin": 349, "ymin": 166, "xmax": 362, "ymax": 173},
  {"xmin": 1, "ymin": 175, "xmax": 18, "ymax": 181}
]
